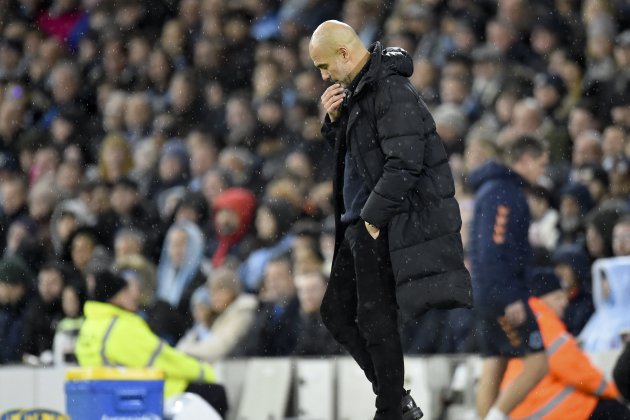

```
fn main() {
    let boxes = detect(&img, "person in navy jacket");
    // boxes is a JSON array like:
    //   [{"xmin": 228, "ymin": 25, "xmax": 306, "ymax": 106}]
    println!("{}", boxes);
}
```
[{"xmin": 469, "ymin": 136, "xmax": 549, "ymax": 420}]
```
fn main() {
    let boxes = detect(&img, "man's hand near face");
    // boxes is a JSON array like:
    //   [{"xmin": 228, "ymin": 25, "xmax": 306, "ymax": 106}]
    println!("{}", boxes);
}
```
[{"xmin": 321, "ymin": 83, "xmax": 346, "ymax": 122}]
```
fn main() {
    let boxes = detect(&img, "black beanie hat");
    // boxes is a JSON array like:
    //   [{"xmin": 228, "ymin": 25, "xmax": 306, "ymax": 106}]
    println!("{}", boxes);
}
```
[
  {"xmin": 93, "ymin": 271, "xmax": 128, "ymax": 303},
  {"xmin": 529, "ymin": 269, "xmax": 563, "ymax": 297},
  {"xmin": 0, "ymin": 257, "xmax": 32, "ymax": 286}
]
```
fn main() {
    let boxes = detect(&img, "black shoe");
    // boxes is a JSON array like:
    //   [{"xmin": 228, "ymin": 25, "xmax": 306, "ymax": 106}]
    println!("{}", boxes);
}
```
[{"xmin": 401, "ymin": 390, "xmax": 423, "ymax": 420}]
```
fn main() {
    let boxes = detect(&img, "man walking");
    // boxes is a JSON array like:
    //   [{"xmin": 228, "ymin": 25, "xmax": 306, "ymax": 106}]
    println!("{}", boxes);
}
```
[
  {"xmin": 309, "ymin": 21, "xmax": 472, "ymax": 420},
  {"xmin": 469, "ymin": 135, "xmax": 550, "ymax": 420}
]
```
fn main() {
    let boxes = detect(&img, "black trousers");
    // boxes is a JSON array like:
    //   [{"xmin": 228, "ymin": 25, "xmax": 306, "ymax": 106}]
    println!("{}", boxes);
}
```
[
  {"xmin": 614, "ymin": 342, "xmax": 630, "ymax": 402},
  {"xmin": 321, "ymin": 220, "xmax": 404, "ymax": 419},
  {"xmin": 185, "ymin": 383, "xmax": 229, "ymax": 419},
  {"xmin": 589, "ymin": 398, "xmax": 630, "ymax": 420}
]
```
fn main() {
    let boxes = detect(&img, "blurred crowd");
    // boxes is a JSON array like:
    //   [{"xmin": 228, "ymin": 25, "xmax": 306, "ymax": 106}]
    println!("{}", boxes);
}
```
[{"xmin": 0, "ymin": 0, "xmax": 629, "ymax": 367}]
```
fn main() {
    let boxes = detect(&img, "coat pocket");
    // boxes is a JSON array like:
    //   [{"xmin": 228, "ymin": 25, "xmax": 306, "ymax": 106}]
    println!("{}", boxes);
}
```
[
  {"xmin": 389, "ymin": 231, "xmax": 465, "ymax": 281},
  {"xmin": 388, "ymin": 198, "xmax": 462, "ymax": 251}
]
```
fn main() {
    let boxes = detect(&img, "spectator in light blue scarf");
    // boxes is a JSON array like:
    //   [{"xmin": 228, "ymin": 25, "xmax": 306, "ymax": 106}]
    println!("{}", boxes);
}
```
[
  {"xmin": 579, "ymin": 256, "xmax": 630, "ymax": 352},
  {"xmin": 156, "ymin": 221, "xmax": 206, "ymax": 323}
]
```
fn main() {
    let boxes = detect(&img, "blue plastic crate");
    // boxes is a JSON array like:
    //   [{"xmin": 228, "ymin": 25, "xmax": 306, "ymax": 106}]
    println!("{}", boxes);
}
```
[{"xmin": 65, "ymin": 369, "xmax": 164, "ymax": 420}]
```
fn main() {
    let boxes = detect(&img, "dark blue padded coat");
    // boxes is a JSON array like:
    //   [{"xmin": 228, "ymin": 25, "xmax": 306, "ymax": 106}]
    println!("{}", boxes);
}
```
[{"xmin": 469, "ymin": 161, "xmax": 533, "ymax": 313}]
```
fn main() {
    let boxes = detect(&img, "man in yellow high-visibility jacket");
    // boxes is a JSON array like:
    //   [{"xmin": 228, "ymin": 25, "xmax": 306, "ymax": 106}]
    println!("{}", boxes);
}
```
[{"xmin": 76, "ymin": 271, "xmax": 227, "ymax": 417}]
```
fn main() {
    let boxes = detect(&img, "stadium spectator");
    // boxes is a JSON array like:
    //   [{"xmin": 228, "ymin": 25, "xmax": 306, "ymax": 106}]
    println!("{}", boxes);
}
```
[
  {"xmin": 209, "ymin": 187, "xmax": 256, "ymax": 268},
  {"xmin": 239, "ymin": 197, "xmax": 297, "ymax": 293},
  {"xmin": 579, "ymin": 256, "xmax": 630, "ymax": 352},
  {"xmin": 113, "ymin": 254, "xmax": 157, "ymax": 311},
  {"xmin": 552, "ymin": 244, "xmax": 595, "ymax": 336},
  {"xmin": 52, "ymin": 276, "xmax": 87, "ymax": 365},
  {"xmin": 0, "ymin": 176, "xmax": 28, "ymax": 250},
  {"xmin": 66, "ymin": 226, "xmax": 111, "ymax": 276},
  {"xmin": 155, "ymin": 221, "xmax": 206, "ymax": 339},
  {"xmin": 602, "ymin": 125, "xmax": 626, "ymax": 169},
  {"xmin": 0, "ymin": 256, "xmax": 33, "ymax": 364},
  {"xmin": 584, "ymin": 204, "xmax": 628, "ymax": 260},
  {"xmin": 292, "ymin": 270, "xmax": 342, "ymax": 356},
  {"xmin": 22, "ymin": 261, "xmax": 72, "ymax": 365},
  {"xmin": 172, "ymin": 191, "xmax": 211, "ymax": 234},
  {"xmin": 233, "ymin": 254, "xmax": 300, "ymax": 357},
  {"xmin": 176, "ymin": 268, "xmax": 257, "ymax": 362},
  {"xmin": 111, "ymin": 177, "xmax": 162, "ymax": 239},
  {"xmin": 186, "ymin": 130, "xmax": 219, "ymax": 191},
  {"xmin": 148, "ymin": 140, "xmax": 191, "ymax": 200},
  {"xmin": 572, "ymin": 163, "xmax": 610, "ymax": 206},
  {"xmin": 557, "ymin": 182, "xmax": 594, "ymax": 246}
]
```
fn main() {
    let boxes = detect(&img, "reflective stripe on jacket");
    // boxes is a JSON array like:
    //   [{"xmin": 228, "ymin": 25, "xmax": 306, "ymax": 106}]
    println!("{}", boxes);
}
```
[
  {"xmin": 502, "ymin": 297, "xmax": 619, "ymax": 420},
  {"xmin": 76, "ymin": 301, "xmax": 216, "ymax": 397}
]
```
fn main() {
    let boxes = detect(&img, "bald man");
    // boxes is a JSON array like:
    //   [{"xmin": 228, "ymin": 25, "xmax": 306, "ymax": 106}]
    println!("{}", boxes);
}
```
[{"xmin": 309, "ymin": 21, "xmax": 472, "ymax": 420}]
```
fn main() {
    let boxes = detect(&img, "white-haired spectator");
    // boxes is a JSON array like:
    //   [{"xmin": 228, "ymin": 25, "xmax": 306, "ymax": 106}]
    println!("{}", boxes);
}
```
[
  {"xmin": 433, "ymin": 103, "xmax": 468, "ymax": 156},
  {"xmin": 177, "ymin": 268, "xmax": 257, "ymax": 362},
  {"xmin": 572, "ymin": 130, "xmax": 603, "ymax": 169}
]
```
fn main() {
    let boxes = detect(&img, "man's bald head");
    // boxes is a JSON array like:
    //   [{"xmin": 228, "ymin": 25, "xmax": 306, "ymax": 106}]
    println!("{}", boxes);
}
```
[
  {"xmin": 310, "ymin": 20, "xmax": 364, "ymax": 55},
  {"xmin": 309, "ymin": 20, "xmax": 369, "ymax": 87}
]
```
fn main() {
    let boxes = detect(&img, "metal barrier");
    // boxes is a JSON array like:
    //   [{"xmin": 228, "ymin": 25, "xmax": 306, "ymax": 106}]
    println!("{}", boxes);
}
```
[{"xmin": 0, "ymin": 352, "xmax": 621, "ymax": 420}]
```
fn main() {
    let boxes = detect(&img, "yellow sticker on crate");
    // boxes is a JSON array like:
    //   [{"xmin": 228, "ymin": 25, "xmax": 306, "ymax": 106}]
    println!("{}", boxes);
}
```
[
  {"xmin": 0, "ymin": 410, "xmax": 68, "ymax": 420},
  {"xmin": 65, "ymin": 367, "xmax": 164, "ymax": 381},
  {"xmin": 0, "ymin": 409, "xmax": 22, "ymax": 420}
]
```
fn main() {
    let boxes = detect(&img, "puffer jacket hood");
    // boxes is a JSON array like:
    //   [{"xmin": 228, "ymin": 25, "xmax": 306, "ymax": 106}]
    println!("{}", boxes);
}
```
[
  {"xmin": 468, "ymin": 160, "xmax": 526, "ymax": 192},
  {"xmin": 356, "ymin": 42, "xmax": 413, "ymax": 95},
  {"xmin": 377, "ymin": 45, "xmax": 413, "ymax": 78}
]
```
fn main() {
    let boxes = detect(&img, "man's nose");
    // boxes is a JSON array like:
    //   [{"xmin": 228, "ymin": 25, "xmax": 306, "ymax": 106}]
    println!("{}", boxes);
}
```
[{"xmin": 320, "ymin": 70, "xmax": 330, "ymax": 81}]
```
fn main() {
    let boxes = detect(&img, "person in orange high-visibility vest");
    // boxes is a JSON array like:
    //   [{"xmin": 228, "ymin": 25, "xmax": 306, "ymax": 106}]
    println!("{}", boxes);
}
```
[{"xmin": 502, "ymin": 269, "xmax": 630, "ymax": 420}]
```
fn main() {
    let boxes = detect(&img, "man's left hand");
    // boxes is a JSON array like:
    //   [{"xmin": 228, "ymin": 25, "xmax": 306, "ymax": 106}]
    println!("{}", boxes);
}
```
[
  {"xmin": 504, "ymin": 300, "xmax": 526, "ymax": 327},
  {"xmin": 365, "ymin": 221, "xmax": 380, "ymax": 239}
]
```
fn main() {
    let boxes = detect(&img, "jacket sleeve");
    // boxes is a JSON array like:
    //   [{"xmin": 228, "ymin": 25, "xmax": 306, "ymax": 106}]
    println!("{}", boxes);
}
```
[
  {"xmin": 178, "ymin": 303, "xmax": 256, "ymax": 362},
  {"xmin": 174, "ymin": 329, "xmax": 199, "ymax": 355},
  {"xmin": 360, "ymin": 79, "xmax": 426, "ymax": 227},
  {"xmin": 321, "ymin": 115, "xmax": 339, "ymax": 149},
  {"xmin": 548, "ymin": 333, "xmax": 620, "ymax": 399},
  {"xmin": 473, "ymin": 186, "xmax": 528, "ymax": 304},
  {"xmin": 110, "ymin": 317, "xmax": 216, "ymax": 383}
]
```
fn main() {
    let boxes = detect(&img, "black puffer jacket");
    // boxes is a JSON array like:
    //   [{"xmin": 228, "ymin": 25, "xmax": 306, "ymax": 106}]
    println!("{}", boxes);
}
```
[{"xmin": 322, "ymin": 42, "xmax": 472, "ymax": 320}]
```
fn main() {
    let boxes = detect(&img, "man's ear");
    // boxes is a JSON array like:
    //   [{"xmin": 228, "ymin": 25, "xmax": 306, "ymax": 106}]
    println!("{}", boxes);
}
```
[{"xmin": 338, "ymin": 47, "xmax": 349, "ymax": 61}]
